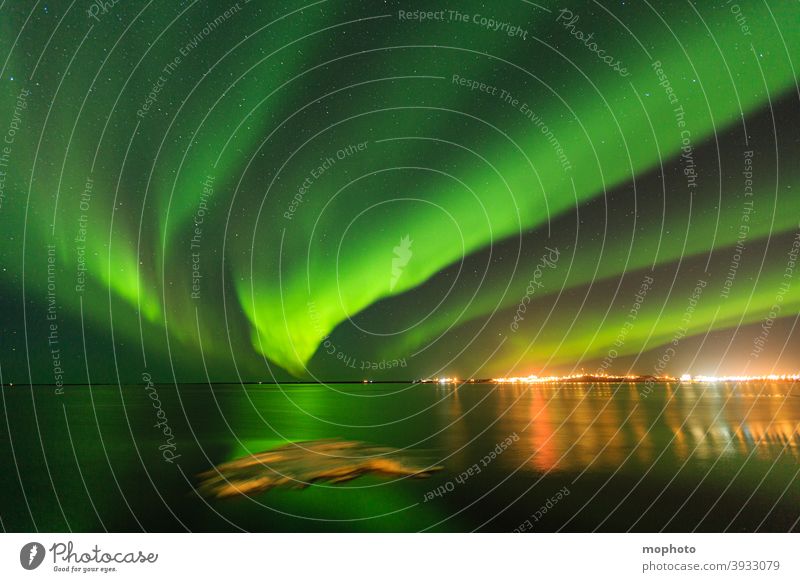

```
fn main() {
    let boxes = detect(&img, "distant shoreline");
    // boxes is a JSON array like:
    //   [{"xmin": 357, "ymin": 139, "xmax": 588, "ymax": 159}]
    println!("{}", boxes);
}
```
[{"xmin": 4, "ymin": 375, "xmax": 799, "ymax": 388}]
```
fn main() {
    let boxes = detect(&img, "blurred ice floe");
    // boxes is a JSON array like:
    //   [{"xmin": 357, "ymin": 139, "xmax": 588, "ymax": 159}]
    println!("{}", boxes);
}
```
[{"xmin": 197, "ymin": 439, "xmax": 441, "ymax": 498}]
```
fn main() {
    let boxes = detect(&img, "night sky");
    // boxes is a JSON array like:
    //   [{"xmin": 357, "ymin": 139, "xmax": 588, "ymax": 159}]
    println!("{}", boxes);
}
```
[{"xmin": 1, "ymin": 0, "xmax": 799, "ymax": 383}]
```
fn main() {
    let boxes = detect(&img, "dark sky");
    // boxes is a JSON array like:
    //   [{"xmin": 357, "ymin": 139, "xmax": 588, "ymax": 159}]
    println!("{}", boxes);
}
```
[{"xmin": 0, "ymin": 0, "xmax": 798, "ymax": 383}]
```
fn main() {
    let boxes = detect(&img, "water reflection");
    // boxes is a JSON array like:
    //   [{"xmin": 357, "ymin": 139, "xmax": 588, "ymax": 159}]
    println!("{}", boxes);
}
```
[
  {"xmin": 3, "ymin": 381, "xmax": 797, "ymax": 531},
  {"xmin": 455, "ymin": 382, "xmax": 800, "ymax": 473}
]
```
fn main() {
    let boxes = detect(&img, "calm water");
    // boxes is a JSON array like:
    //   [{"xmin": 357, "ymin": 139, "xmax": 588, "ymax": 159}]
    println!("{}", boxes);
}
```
[{"xmin": 1, "ymin": 382, "xmax": 798, "ymax": 532}]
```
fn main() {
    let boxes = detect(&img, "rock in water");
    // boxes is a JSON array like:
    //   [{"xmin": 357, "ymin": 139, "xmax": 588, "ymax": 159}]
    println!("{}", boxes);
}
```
[{"xmin": 197, "ymin": 439, "xmax": 441, "ymax": 498}]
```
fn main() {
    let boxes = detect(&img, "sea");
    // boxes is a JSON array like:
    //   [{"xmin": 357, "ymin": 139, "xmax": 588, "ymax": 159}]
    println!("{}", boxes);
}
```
[{"xmin": 1, "ymin": 381, "xmax": 798, "ymax": 532}]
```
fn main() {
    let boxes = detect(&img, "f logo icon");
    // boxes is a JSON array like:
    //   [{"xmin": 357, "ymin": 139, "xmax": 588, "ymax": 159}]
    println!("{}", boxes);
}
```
[{"xmin": 19, "ymin": 542, "xmax": 45, "ymax": 570}]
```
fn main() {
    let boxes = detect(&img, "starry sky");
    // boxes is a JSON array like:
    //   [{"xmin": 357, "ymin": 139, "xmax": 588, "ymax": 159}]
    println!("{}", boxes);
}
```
[{"xmin": 0, "ymin": 0, "xmax": 799, "ymax": 383}]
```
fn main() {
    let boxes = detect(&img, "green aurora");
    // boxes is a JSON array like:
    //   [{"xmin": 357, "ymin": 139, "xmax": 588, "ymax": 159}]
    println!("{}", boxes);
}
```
[{"xmin": 1, "ymin": 0, "xmax": 799, "ymax": 382}]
